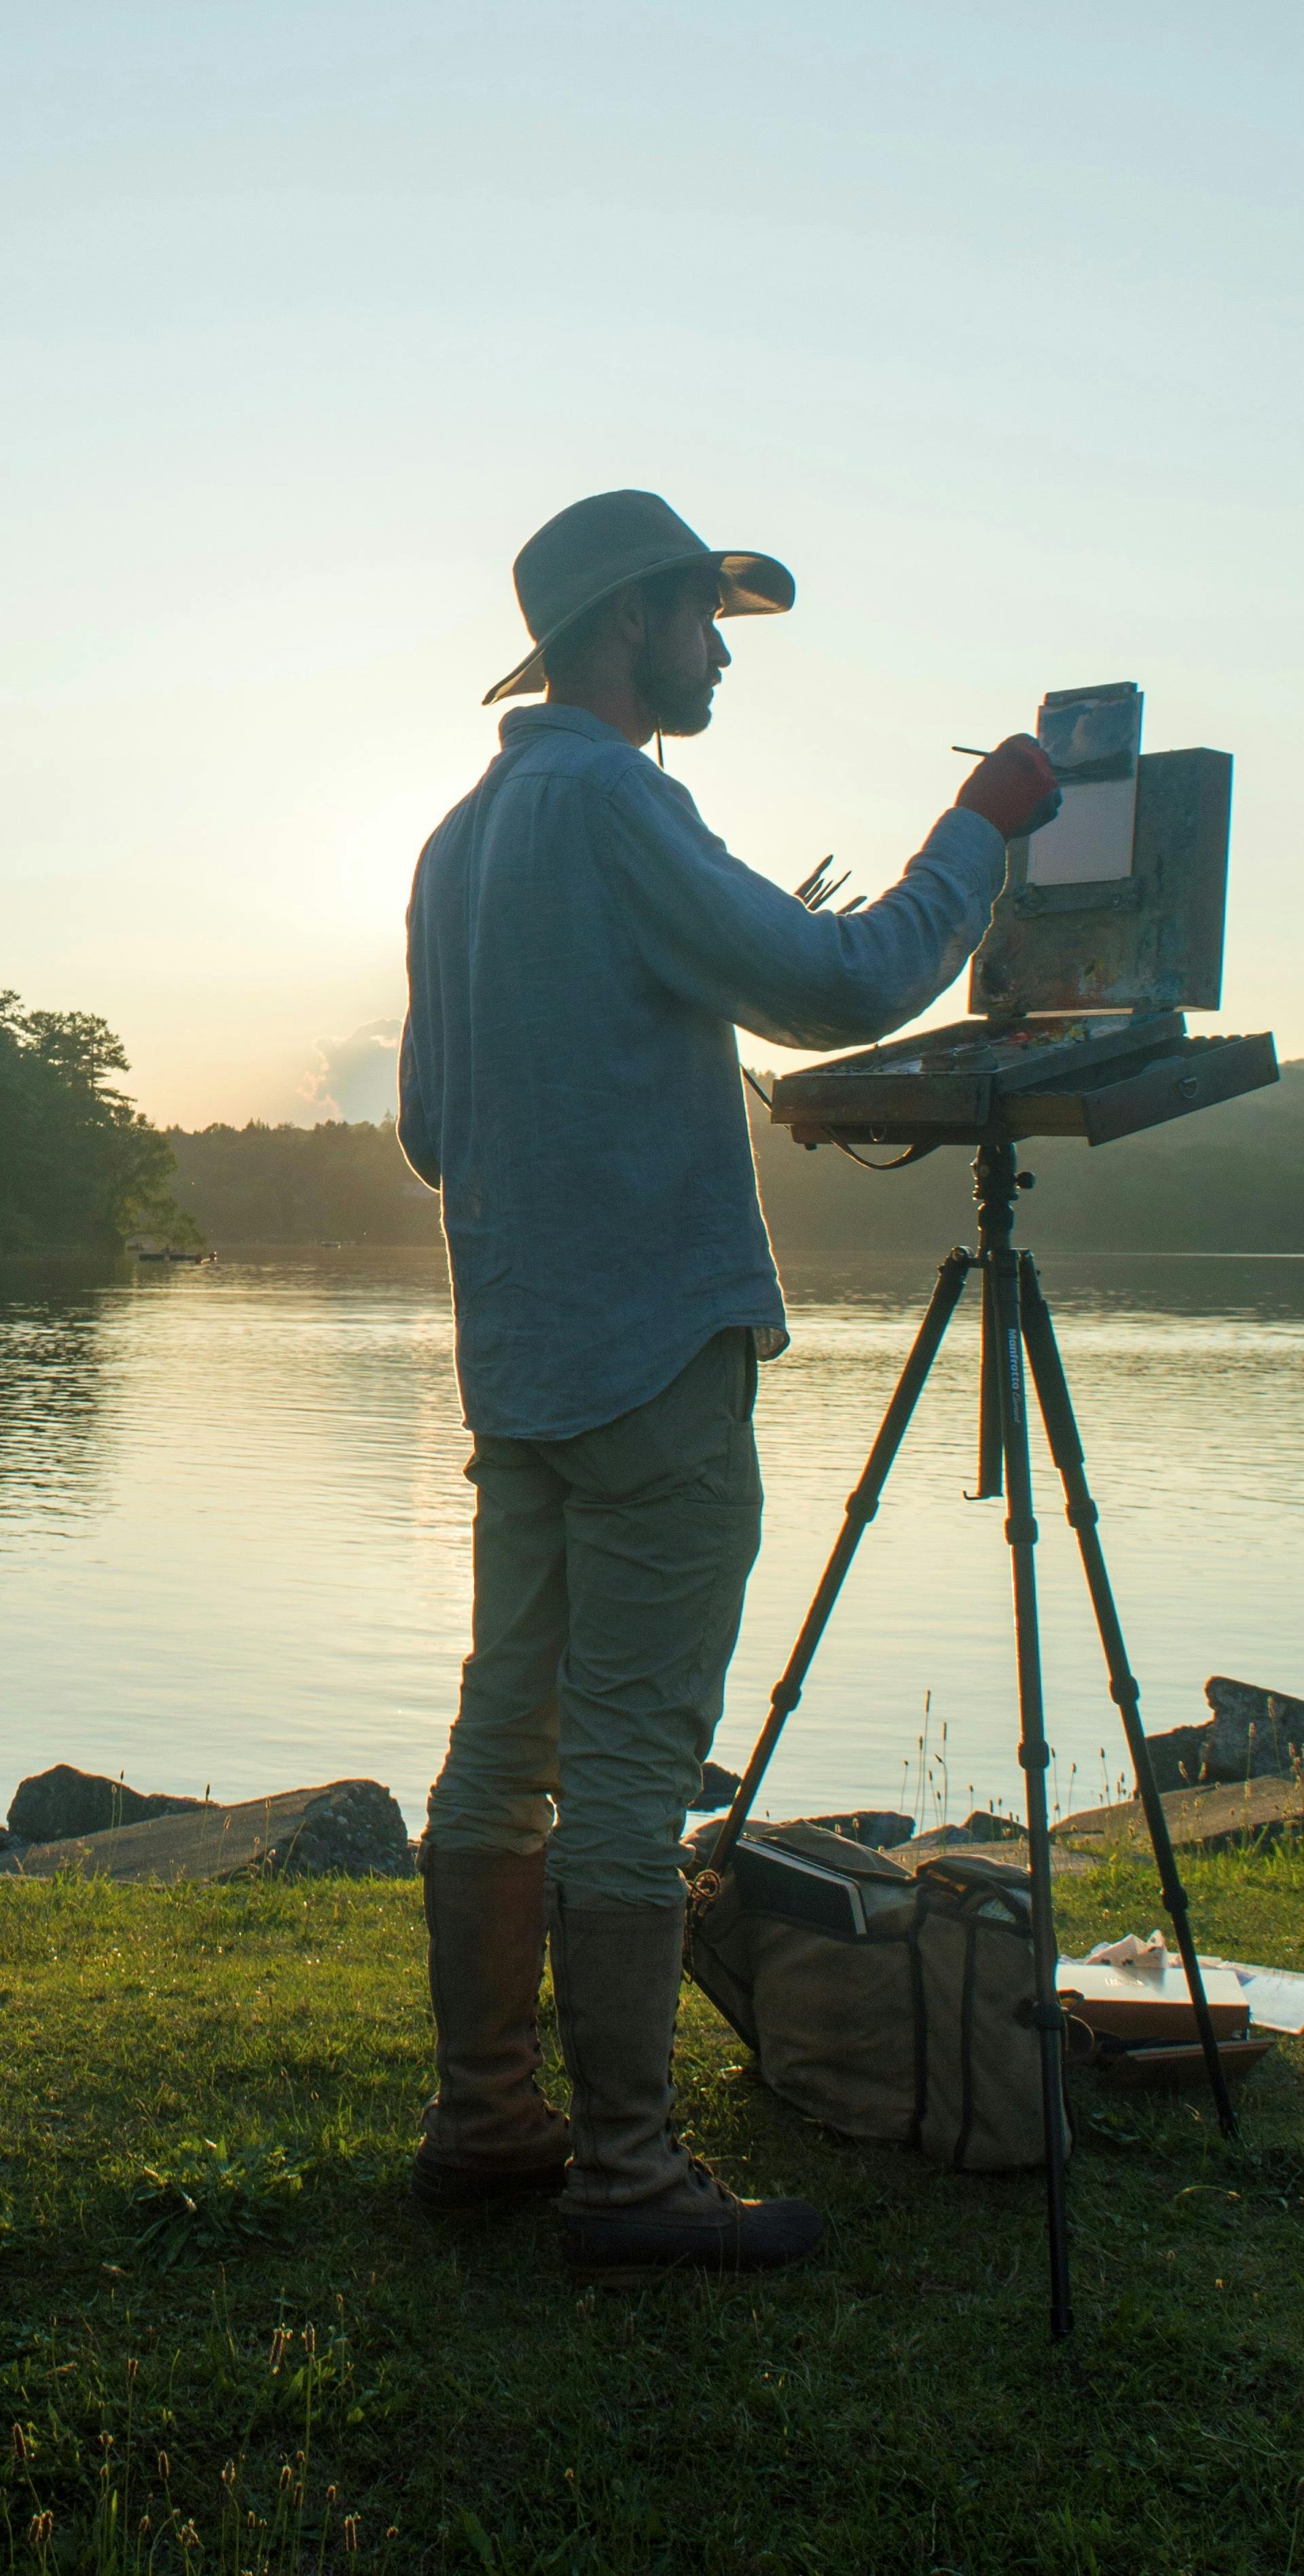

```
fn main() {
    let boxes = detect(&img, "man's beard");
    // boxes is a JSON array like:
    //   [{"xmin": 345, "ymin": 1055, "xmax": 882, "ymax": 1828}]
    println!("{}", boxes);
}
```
[{"xmin": 650, "ymin": 672, "xmax": 719, "ymax": 738}]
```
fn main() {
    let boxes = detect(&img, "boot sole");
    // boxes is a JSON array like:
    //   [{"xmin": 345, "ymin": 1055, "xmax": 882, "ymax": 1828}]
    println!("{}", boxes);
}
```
[{"xmin": 563, "ymin": 2232, "xmax": 825, "ymax": 2285}]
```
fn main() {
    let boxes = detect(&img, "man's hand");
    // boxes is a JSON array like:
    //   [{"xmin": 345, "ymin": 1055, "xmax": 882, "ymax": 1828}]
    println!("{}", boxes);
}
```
[{"xmin": 956, "ymin": 735, "xmax": 1061, "ymax": 841}]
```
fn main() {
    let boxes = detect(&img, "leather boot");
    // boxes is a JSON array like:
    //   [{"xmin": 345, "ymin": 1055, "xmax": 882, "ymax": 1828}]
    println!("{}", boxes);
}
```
[
  {"xmin": 547, "ymin": 1884, "xmax": 824, "ymax": 2278},
  {"xmin": 413, "ymin": 1847, "xmax": 569, "ymax": 2216}
]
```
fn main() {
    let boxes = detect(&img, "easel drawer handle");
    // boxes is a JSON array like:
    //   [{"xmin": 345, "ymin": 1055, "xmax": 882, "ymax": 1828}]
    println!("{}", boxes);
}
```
[{"xmin": 1176, "ymin": 1075, "xmax": 1201, "ymax": 1101}]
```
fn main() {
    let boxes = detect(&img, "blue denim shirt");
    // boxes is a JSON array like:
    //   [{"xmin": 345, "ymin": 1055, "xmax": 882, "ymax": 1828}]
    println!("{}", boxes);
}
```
[{"xmin": 399, "ymin": 705, "xmax": 1003, "ymax": 1439}]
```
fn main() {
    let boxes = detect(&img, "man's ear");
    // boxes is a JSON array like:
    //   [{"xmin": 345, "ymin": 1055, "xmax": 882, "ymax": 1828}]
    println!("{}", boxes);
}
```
[{"xmin": 609, "ymin": 582, "xmax": 648, "ymax": 650}]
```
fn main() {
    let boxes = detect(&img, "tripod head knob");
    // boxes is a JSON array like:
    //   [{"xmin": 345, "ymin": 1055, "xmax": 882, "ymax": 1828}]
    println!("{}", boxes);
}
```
[{"xmin": 1017, "ymin": 1170, "xmax": 1036, "ymax": 1192}]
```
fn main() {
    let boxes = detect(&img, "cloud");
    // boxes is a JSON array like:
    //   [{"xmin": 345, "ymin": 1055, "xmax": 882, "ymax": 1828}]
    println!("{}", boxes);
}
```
[{"xmin": 299, "ymin": 1018, "xmax": 401, "ymax": 1124}]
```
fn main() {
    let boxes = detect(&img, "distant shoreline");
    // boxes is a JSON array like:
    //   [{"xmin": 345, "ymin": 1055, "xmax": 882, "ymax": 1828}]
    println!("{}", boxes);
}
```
[
  {"xmin": 4, "ymin": 1240, "xmax": 1304, "ymax": 1266},
  {"xmin": 139, "ymin": 1067, "xmax": 1304, "ymax": 1258}
]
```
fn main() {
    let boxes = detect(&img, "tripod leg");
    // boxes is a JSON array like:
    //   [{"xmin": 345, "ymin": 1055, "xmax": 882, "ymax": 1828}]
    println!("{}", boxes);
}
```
[
  {"xmin": 970, "ymin": 1260, "xmax": 1003, "ymax": 1501},
  {"xmin": 708, "ymin": 1247, "xmax": 973, "ymax": 1876},
  {"xmin": 1017, "ymin": 1253, "xmax": 1238, "ymax": 2141},
  {"xmin": 987, "ymin": 1237, "xmax": 1074, "ymax": 2339}
]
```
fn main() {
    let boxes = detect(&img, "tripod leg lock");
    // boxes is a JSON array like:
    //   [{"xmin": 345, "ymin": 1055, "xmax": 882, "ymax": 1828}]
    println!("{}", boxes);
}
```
[
  {"xmin": 1004, "ymin": 1513, "xmax": 1038, "ymax": 1546},
  {"xmin": 1018, "ymin": 1742, "xmax": 1051, "ymax": 1771},
  {"xmin": 1065, "ymin": 1500, "xmax": 1098, "ymax": 1531},
  {"xmin": 846, "ymin": 1492, "xmax": 880, "ymax": 1528},
  {"xmin": 1108, "ymin": 1677, "xmax": 1142, "ymax": 1715}
]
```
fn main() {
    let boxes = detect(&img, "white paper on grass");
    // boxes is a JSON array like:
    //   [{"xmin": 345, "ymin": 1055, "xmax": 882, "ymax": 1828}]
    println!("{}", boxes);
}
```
[
  {"xmin": 1070, "ymin": 1937, "xmax": 1304, "ymax": 2037},
  {"xmin": 1201, "ymin": 1961, "xmax": 1304, "ymax": 2037},
  {"xmin": 1086, "ymin": 1931, "xmax": 1166, "ymax": 1969}
]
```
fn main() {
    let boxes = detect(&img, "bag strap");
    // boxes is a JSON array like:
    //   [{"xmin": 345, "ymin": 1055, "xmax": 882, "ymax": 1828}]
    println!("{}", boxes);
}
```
[{"xmin": 952, "ymin": 1920, "xmax": 978, "ymax": 2170}]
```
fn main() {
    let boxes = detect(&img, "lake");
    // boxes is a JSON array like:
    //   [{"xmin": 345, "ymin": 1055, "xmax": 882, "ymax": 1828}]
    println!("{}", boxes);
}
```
[{"xmin": 2, "ymin": 1247, "xmax": 1302, "ymax": 1839}]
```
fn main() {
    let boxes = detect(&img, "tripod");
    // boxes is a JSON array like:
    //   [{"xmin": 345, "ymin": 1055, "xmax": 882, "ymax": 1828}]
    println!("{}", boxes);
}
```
[{"xmin": 708, "ymin": 1134, "xmax": 1238, "ymax": 2340}]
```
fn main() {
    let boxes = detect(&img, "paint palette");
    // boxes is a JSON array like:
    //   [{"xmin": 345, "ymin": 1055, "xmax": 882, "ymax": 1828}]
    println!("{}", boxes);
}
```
[{"xmin": 769, "ymin": 1012, "xmax": 1278, "ymax": 1149}]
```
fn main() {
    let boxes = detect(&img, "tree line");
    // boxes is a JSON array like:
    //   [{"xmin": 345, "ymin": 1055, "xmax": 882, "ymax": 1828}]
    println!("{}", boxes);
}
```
[
  {"xmin": 164, "ymin": 1058, "xmax": 1304, "ymax": 1256},
  {"xmin": 0, "ymin": 995, "xmax": 198, "ymax": 1255},
  {"xmin": 5, "ymin": 992, "xmax": 1297, "ymax": 1259},
  {"xmin": 166, "ymin": 1116, "xmax": 441, "ymax": 1246}
]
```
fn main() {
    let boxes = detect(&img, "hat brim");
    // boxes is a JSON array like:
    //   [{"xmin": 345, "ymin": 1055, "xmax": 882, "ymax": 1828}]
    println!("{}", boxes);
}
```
[{"xmin": 482, "ymin": 548, "xmax": 795, "ymax": 706}]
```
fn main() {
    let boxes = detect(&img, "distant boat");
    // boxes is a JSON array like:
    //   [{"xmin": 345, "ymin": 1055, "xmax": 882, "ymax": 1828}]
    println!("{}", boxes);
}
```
[
  {"xmin": 136, "ymin": 1249, "xmax": 217, "ymax": 1265},
  {"xmin": 318, "ymin": 1240, "xmax": 342, "ymax": 1249}
]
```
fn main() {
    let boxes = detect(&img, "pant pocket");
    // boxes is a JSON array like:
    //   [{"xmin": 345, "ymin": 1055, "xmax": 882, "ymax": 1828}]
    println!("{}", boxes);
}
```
[{"xmin": 741, "ymin": 1327, "xmax": 759, "ymax": 1422}]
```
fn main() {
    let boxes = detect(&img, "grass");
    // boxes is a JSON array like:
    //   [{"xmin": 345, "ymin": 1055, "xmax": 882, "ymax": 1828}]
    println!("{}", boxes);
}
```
[{"xmin": 1, "ymin": 1855, "xmax": 1303, "ymax": 2575}]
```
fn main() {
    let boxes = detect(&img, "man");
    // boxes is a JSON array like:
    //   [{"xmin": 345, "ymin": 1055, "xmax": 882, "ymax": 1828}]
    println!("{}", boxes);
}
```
[{"xmin": 398, "ymin": 488, "xmax": 1057, "ymax": 2280}]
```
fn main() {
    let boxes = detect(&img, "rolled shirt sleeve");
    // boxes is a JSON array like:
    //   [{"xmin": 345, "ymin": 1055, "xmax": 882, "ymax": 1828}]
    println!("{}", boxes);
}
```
[{"xmin": 605, "ymin": 766, "xmax": 1006, "ymax": 1051}]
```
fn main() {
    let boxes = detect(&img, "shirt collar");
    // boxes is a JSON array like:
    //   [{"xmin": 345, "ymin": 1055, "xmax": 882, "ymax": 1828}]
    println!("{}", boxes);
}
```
[{"xmin": 498, "ymin": 704, "xmax": 634, "ymax": 753}]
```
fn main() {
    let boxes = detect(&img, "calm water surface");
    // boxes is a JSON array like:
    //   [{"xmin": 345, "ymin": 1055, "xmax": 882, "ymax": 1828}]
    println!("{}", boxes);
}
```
[{"xmin": 2, "ymin": 1247, "xmax": 1301, "ymax": 1835}]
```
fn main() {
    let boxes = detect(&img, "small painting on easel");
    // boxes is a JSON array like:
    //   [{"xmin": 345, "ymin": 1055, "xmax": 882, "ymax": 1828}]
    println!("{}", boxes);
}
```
[{"xmin": 1027, "ymin": 683, "xmax": 1142, "ymax": 889}]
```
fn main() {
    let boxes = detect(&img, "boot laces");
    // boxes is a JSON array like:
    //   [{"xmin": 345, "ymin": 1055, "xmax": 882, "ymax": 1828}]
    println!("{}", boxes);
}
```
[{"xmin": 681, "ymin": 2149, "xmax": 736, "ymax": 2208}]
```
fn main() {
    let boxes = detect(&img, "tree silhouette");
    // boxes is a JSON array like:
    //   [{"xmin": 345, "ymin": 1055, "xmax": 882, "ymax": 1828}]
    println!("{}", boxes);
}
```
[
  {"xmin": 0, "ymin": 996, "xmax": 202, "ymax": 1253},
  {"xmin": 18, "ymin": 1008, "xmax": 131, "ymax": 1099}
]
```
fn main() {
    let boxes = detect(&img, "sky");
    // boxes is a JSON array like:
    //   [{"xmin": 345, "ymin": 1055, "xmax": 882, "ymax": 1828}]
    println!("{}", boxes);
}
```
[{"xmin": 6, "ymin": 1, "xmax": 1301, "ymax": 1127}]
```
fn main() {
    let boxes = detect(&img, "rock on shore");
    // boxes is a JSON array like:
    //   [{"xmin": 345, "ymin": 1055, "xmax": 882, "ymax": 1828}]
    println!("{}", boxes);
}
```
[
  {"xmin": 1143, "ymin": 1677, "xmax": 1304, "ymax": 1792},
  {"xmin": 1, "ymin": 1773, "xmax": 413, "ymax": 1883},
  {"xmin": 7, "ymin": 1764, "xmax": 205, "ymax": 1843},
  {"xmin": 1056, "ymin": 1770, "xmax": 1304, "ymax": 1855}
]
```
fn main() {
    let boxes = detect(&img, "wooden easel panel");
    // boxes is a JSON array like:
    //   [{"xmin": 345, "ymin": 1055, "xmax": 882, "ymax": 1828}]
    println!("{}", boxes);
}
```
[{"xmin": 971, "ymin": 749, "xmax": 1232, "ymax": 1015}]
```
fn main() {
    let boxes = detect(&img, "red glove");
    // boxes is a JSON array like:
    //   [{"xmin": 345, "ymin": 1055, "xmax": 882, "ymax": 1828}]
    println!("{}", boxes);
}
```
[{"xmin": 956, "ymin": 734, "xmax": 1060, "ymax": 840}]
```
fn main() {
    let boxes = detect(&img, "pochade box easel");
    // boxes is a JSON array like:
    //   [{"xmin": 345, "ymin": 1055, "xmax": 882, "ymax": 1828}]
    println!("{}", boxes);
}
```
[{"xmin": 704, "ymin": 683, "xmax": 1279, "ymax": 2339}]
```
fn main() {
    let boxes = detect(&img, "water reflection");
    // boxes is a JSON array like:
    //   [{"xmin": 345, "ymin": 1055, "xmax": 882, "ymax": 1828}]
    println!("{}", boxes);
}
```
[
  {"xmin": 0, "ymin": 1259, "xmax": 127, "ymax": 1531},
  {"xmin": 782, "ymin": 1247, "xmax": 1304, "ymax": 1325},
  {"xmin": 1, "ymin": 1247, "xmax": 1301, "ymax": 1834}
]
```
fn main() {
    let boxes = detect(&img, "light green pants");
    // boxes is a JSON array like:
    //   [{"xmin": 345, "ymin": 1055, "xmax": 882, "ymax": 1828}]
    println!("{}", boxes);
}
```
[{"xmin": 427, "ymin": 1329, "xmax": 763, "ymax": 1905}]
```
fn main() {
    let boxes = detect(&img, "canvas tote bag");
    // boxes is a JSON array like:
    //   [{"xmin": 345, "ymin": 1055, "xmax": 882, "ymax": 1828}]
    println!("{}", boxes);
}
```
[{"xmin": 685, "ymin": 1822, "xmax": 1070, "ymax": 2174}]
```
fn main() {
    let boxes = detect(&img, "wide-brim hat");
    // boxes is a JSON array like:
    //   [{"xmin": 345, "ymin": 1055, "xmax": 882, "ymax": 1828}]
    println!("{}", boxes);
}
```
[{"xmin": 483, "ymin": 487, "xmax": 795, "ymax": 705}]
